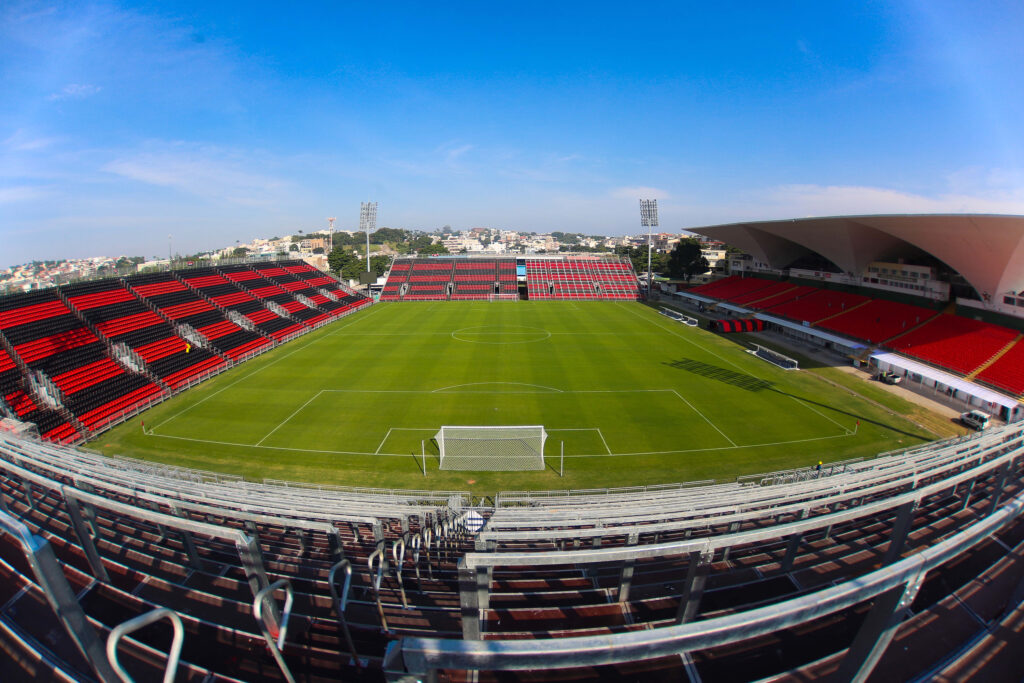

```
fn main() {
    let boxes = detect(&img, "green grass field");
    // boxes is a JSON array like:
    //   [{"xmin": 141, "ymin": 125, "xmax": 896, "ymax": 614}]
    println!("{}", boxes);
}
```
[{"xmin": 92, "ymin": 301, "xmax": 953, "ymax": 493}]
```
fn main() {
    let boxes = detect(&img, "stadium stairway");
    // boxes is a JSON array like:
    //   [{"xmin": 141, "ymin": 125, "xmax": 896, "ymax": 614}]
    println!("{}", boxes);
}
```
[
  {"xmin": 965, "ymin": 333, "xmax": 1022, "ymax": 380},
  {"xmin": 812, "ymin": 297, "xmax": 871, "ymax": 324}
]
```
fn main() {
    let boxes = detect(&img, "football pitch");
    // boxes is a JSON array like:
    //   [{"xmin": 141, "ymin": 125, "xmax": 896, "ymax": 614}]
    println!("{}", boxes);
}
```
[{"xmin": 93, "ymin": 301, "xmax": 947, "ymax": 492}]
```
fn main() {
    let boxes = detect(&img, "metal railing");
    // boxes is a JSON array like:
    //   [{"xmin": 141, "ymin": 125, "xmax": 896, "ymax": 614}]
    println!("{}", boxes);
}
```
[{"xmin": 384, "ymin": 487, "xmax": 1024, "ymax": 681}]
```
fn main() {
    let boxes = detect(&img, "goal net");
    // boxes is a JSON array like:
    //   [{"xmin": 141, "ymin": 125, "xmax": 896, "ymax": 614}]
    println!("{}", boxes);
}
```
[{"xmin": 435, "ymin": 425, "xmax": 547, "ymax": 471}]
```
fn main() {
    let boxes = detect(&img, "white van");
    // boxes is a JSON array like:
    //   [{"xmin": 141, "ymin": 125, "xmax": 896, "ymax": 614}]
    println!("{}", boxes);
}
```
[{"xmin": 960, "ymin": 410, "xmax": 991, "ymax": 431}]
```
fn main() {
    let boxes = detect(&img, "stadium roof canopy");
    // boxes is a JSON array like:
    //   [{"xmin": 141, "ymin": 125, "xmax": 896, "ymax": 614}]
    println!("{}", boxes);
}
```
[{"xmin": 688, "ymin": 214, "xmax": 1024, "ymax": 302}]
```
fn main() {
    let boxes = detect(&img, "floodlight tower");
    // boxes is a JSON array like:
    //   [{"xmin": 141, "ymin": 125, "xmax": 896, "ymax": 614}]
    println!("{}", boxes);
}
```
[
  {"xmin": 639, "ymin": 199, "xmax": 658, "ymax": 298},
  {"xmin": 327, "ymin": 217, "xmax": 336, "ymax": 253},
  {"xmin": 359, "ymin": 202, "xmax": 378, "ymax": 273}
]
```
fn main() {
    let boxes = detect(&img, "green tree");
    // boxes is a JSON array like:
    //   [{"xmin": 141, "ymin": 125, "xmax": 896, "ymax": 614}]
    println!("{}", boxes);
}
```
[
  {"xmin": 666, "ymin": 239, "xmax": 709, "ymax": 283},
  {"xmin": 289, "ymin": 244, "xmax": 299, "ymax": 252},
  {"xmin": 327, "ymin": 247, "xmax": 355, "ymax": 274},
  {"xmin": 232, "ymin": 247, "xmax": 248, "ymax": 257},
  {"xmin": 418, "ymin": 242, "xmax": 449, "ymax": 255},
  {"xmin": 371, "ymin": 227, "xmax": 408, "ymax": 243},
  {"xmin": 313, "ymin": 247, "xmax": 324, "ymax": 254}
]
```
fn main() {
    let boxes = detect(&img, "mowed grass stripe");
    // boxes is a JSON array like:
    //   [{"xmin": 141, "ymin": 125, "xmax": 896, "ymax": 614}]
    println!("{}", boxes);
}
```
[{"xmin": 97, "ymin": 301, "xmax": 936, "ymax": 491}]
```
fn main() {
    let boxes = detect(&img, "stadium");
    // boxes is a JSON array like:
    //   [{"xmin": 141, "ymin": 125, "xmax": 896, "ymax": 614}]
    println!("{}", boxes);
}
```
[{"xmin": 0, "ymin": 212, "xmax": 1022, "ymax": 683}]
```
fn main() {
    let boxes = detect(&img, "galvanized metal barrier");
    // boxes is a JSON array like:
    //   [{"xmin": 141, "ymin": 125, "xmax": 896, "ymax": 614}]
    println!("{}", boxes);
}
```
[{"xmin": 384, "ymin": 488, "xmax": 1024, "ymax": 681}]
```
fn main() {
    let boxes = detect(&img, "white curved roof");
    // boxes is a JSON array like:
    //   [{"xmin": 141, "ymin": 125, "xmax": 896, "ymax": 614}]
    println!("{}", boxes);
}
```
[{"xmin": 689, "ymin": 214, "xmax": 1024, "ymax": 300}]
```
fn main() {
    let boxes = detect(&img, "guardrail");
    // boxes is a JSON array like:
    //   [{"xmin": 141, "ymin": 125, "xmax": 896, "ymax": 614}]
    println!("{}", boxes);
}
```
[{"xmin": 384, "ymin": 487, "xmax": 1024, "ymax": 681}]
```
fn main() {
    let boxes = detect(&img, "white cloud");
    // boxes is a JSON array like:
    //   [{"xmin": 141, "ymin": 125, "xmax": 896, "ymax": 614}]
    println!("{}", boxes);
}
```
[
  {"xmin": 0, "ymin": 185, "xmax": 50, "ymax": 204},
  {"xmin": 4, "ymin": 129, "xmax": 61, "ymax": 151},
  {"xmin": 47, "ymin": 83, "xmax": 101, "ymax": 101},
  {"xmin": 761, "ymin": 183, "xmax": 1024, "ymax": 217},
  {"xmin": 102, "ymin": 143, "xmax": 293, "ymax": 207}
]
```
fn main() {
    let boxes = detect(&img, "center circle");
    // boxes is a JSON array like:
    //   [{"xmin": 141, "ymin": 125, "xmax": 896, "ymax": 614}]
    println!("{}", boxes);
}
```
[{"xmin": 451, "ymin": 325, "xmax": 551, "ymax": 345}]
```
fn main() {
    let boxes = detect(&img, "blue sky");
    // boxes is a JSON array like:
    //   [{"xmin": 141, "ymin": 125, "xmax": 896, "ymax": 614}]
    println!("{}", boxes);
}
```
[{"xmin": 2, "ymin": 1, "xmax": 1024, "ymax": 266}]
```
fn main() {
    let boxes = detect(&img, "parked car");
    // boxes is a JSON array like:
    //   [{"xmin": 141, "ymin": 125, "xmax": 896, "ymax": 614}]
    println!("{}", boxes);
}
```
[
  {"xmin": 878, "ymin": 371, "xmax": 902, "ymax": 385},
  {"xmin": 960, "ymin": 410, "xmax": 991, "ymax": 431}
]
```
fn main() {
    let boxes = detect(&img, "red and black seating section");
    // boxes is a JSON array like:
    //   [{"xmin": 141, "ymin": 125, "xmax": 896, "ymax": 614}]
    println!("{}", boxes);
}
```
[
  {"xmin": 216, "ymin": 265, "xmax": 306, "ymax": 340},
  {"xmin": 1, "ymin": 287, "xmax": 160, "ymax": 434},
  {"xmin": 526, "ymin": 259, "xmax": 639, "ymax": 300},
  {"xmin": 404, "ymin": 260, "xmax": 455, "ymax": 301},
  {"xmin": 178, "ymin": 269, "xmax": 272, "ymax": 359},
  {"xmin": 0, "ymin": 347, "xmax": 78, "ymax": 442},
  {"xmin": 120, "ymin": 274, "xmax": 226, "ymax": 389},
  {"xmin": 451, "ymin": 260, "xmax": 499, "ymax": 300}
]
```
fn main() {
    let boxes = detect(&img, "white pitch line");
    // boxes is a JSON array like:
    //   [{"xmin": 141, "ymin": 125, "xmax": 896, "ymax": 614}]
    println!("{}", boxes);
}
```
[
  {"xmin": 785, "ymin": 395, "xmax": 851, "ymax": 433},
  {"xmin": 670, "ymin": 389, "xmax": 737, "ymax": 447},
  {"xmin": 374, "ymin": 428, "xmax": 393, "ymax": 455},
  {"xmin": 559, "ymin": 431, "xmax": 857, "ymax": 457},
  {"xmin": 150, "ymin": 304, "xmax": 385, "ymax": 432},
  {"xmin": 617, "ymin": 302, "xmax": 855, "ymax": 435},
  {"xmin": 255, "ymin": 391, "xmax": 324, "ymax": 446},
  {"xmin": 432, "ymin": 382, "xmax": 563, "ymax": 393},
  {"xmin": 145, "ymin": 428, "xmax": 855, "ymax": 458},
  {"xmin": 597, "ymin": 428, "xmax": 613, "ymax": 455}
]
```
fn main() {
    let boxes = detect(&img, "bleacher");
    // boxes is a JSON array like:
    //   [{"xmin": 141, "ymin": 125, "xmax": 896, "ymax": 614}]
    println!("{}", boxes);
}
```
[
  {"xmin": 217, "ymin": 264, "xmax": 307, "ymax": 340},
  {"xmin": 0, "ymin": 348, "xmax": 78, "ymax": 442},
  {"xmin": 380, "ymin": 260, "xmax": 412, "ymax": 301},
  {"xmin": 688, "ymin": 275, "xmax": 778, "ymax": 302},
  {"xmin": 688, "ymin": 277, "xmax": 1024, "ymax": 395},
  {"xmin": 885, "ymin": 314, "xmax": 1018, "ymax": 375},
  {"xmin": 1, "ymin": 287, "xmax": 161, "ymax": 435},
  {"xmin": 763, "ymin": 287, "xmax": 869, "ymax": 324},
  {"xmin": 525, "ymin": 258, "xmax": 639, "ymax": 300},
  {"xmin": 977, "ymin": 338, "xmax": 1024, "ymax": 395},
  {"xmin": 498, "ymin": 260, "xmax": 518, "ymax": 297},
  {"xmin": 405, "ymin": 260, "xmax": 455, "ymax": 300},
  {"xmin": 276, "ymin": 260, "xmax": 370, "ymax": 315},
  {"xmin": 121, "ymin": 273, "xmax": 227, "ymax": 388},
  {"xmin": 0, "ymin": 424, "xmax": 1020, "ymax": 681},
  {"xmin": 0, "ymin": 260, "xmax": 371, "ymax": 443},
  {"xmin": 451, "ymin": 260, "xmax": 499, "ymax": 300},
  {"xmin": 817, "ymin": 298, "xmax": 939, "ymax": 343},
  {"xmin": 177, "ymin": 270, "xmax": 272, "ymax": 359},
  {"xmin": 745, "ymin": 283, "xmax": 818, "ymax": 310}
]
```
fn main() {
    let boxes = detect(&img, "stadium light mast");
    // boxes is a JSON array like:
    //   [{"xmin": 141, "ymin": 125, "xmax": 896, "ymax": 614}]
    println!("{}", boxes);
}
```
[
  {"xmin": 327, "ymin": 217, "xmax": 336, "ymax": 253},
  {"xmin": 359, "ymin": 202, "xmax": 378, "ymax": 273},
  {"xmin": 639, "ymin": 199, "xmax": 658, "ymax": 298}
]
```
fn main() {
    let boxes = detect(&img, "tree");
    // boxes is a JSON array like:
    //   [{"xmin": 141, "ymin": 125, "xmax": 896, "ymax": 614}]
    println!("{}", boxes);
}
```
[
  {"xmin": 232, "ymin": 247, "xmax": 248, "ymax": 257},
  {"xmin": 312, "ymin": 247, "xmax": 324, "ymax": 254},
  {"xmin": 666, "ymin": 239, "xmax": 709, "ymax": 283},
  {"xmin": 418, "ymin": 242, "xmax": 449, "ymax": 255},
  {"xmin": 327, "ymin": 247, "xmax": 353, "ymax": 274},
  {"xmin": 371, "ymin": 227, "xmax": 408, "ymax": 243},
  {"xmin": 289, "ymin": 244, "xmax": 299, "ymax": 252}
]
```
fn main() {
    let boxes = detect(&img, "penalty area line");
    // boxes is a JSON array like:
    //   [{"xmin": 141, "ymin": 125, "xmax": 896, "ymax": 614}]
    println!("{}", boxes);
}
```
[
  {"xmin": 255, "ymin": 391, "xmax": 324, "ymax": 446},
  {"xmin": 560, "ymin": 431, "xmax": 857, "ymax": 458},
  {"xmin": 670, "ymin": 389, "xmax": 737, "ymax": 447},
  {"xmin": 149, "ymin": 304, "xmax": 386, "ymax": 433},
  {"xmin": 144, "ymin": 426, "xmax": 856, "ymax": 459},
  {"xmin": 146, "ymin": 432, "xmax": 429, "ymax": 458}
]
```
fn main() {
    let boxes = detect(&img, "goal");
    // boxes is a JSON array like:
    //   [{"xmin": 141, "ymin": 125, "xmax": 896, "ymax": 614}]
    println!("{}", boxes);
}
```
[{"xmin": 435, "ymin": 425, "xmax": 548, "ymax": 471}]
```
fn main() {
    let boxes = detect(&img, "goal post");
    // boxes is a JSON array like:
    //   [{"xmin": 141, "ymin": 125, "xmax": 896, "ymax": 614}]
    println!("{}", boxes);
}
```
[{"xmin": 435, "ymin": 425, "xmax": 547, "ymax": 471}]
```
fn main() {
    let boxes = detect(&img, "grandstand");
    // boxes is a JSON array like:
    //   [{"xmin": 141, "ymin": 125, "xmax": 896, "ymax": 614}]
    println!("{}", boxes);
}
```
[
  {"xmin": 0, "ymin": 259, "xmax": 370, "ymax": 444},
  {"xmin": 686, "ymin": 215, "xmax": 1024, "ymax": 406},
  {"xmin": 1, "ymin": 217, "xmax": 1023, "ymax": 682},
  {"xmin": 681, "ymin": 272, "xmax": 1024, "ymax": 406},
  {"xmin": 0, "ymin": 423, "xmax": 1020, "ymax": 681},
  {"xmin": 379, "ymin": 255, "xmax": 640, "ymax": 301}
]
